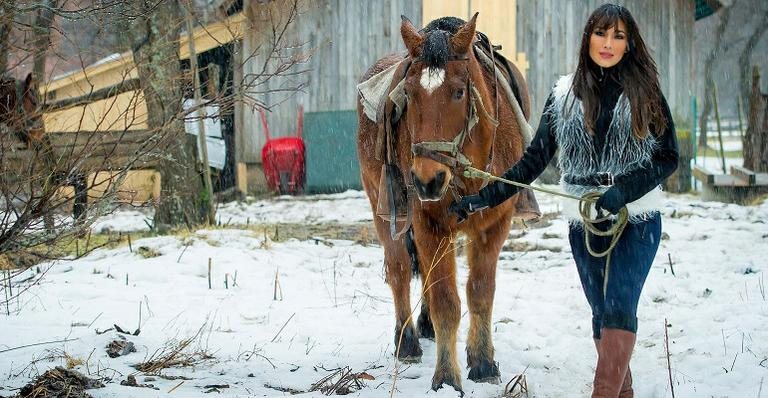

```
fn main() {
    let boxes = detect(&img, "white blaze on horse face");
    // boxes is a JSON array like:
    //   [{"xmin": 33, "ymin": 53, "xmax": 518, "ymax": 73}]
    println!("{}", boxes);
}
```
[{"xmin": 420, "ymin": 67, "xmax": 445, "ymax": 94}]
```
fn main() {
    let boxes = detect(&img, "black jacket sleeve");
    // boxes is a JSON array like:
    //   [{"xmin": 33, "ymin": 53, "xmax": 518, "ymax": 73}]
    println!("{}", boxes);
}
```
[
  {"xmin": 612, "ymin": 94, "xmax": 679, "ymax": 204},
  {"xmin": 481, "ymin": 94, "xmax": 559, "ymax": 208}
]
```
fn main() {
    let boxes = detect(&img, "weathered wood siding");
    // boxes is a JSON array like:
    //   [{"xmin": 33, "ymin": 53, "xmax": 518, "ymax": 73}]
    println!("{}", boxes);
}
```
[
  {"xmin": 517, "ymin": 0, "xmax": 695, "ymax": 127},
  {"xmin": 240, "ymin": 0, "xmax": 694, "ymax": 164},
  {"xmin": 422, "ymin": 0, "xmax": 529, "ymax": 77},
  {"xmin": 239, "ymin": 0, "xmax": 421, "ymax": 163}
]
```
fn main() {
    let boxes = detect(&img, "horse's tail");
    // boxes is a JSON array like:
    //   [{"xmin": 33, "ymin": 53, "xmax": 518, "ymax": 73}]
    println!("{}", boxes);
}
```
[{"xmin": 404, "ymin": 227, "xmax": 420, "ymax": 277}]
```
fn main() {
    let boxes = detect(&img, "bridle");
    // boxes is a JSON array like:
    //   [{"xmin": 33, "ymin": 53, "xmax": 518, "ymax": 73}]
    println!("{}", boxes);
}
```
[{"xmin": 407, "ymin": 54, "xmax": 499, "ymax": 184}]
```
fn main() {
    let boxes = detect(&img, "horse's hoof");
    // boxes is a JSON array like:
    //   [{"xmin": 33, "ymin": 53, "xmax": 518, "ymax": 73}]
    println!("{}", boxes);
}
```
[
  {"xmin": 394, "ymin": 325, "xmax": 422, "ymax": 362},
  {"xmin": 417, "ymin": 310, "xmax": 435, "ymax": 339},
  {"xmin": 431, "ymin": 370, "xmax": 463, "ymax": 396},
  {"xmin": 468, "ymin": 360, "xmax": 500, "ymax": 384},
  {"xmin": 398, "ymin": 355, "xmax": 421, "ymax": 364}
]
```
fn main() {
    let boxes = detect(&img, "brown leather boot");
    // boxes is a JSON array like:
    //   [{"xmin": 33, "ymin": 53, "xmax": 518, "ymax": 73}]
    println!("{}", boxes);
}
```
[
  {"xmin": 592, "ymin": 329, "xmax": 636, "ymax": 398},
  {"xmin": 619, "ymin": 369, "xmax": 633, "ymax": 398},
  {"xmin": 594, "ymin": 338, "xmax": 633, "ymax": 397}
]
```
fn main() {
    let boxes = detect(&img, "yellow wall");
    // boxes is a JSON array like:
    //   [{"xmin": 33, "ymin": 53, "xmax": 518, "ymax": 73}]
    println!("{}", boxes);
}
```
[
  {"xmin": 56, "ymin": 170, "xmax": 161, "ymax": 206},
  {"xmin": 421, "ymin": 0, "xmax": 528, "ymax": 77},
  {"xmin": 44, "ymin": 90, "xmax": 148, "ymax": 132}
]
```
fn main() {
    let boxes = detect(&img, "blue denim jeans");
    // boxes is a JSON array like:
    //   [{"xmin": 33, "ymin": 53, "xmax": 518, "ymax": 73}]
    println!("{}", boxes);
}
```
[{"xmin": 568, "ymin": 212, "xmax": 662, "ymax": 338}]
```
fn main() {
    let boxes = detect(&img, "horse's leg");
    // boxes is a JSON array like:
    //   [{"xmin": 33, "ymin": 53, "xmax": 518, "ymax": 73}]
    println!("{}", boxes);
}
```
[
  {"xmin": 72, "ymin": 173, "xmax": 87, "ymax": 229},
  {"xmin": 385, "ymin": 244, "xmax": 422, "ymax": 362},
  {"xmin": 363, "ymin": 174, "xmax": 422, "ymax": 362},
  {"xmin": 402, "ymin": 232, "xmax": 435, "ymax": 340},
  {"xmin": 417, "ymin": 287, "xmax": 434, "ymax": 339},
  {"xmin": 413, "ymin": 218, "xmax": 462, "ymax": 393},
  {"xmin": 464, "ymin": 213, "xmax": 512, "ymax": 383}
]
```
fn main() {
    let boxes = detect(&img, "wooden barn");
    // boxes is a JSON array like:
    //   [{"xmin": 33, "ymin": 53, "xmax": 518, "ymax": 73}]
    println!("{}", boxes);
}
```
[{"xmin": 228, "ymin": 0, "xmax": 703, "ymax": 193}]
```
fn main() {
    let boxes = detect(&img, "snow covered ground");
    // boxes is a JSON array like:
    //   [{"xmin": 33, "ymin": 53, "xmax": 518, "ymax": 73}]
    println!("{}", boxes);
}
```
[{"xmin": 1, "ymin": 188, "xmax": 767, "ymax": 397}]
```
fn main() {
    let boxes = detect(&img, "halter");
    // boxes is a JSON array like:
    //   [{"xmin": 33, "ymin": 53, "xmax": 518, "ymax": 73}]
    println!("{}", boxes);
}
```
[{"xmin": 408, "ymin": 55, "xmax": 498, "ymax": 180}]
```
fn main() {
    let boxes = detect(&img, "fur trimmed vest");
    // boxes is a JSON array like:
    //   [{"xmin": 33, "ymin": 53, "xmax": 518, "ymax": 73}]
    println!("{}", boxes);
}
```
[{"xmin": 548, "ymin": 73, "xmax": 663, "ymax": 223}]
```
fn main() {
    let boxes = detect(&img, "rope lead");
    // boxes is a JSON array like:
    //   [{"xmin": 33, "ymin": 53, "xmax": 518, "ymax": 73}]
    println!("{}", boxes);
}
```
[{"xmin": 463, "ymin": 166, "xmax": 629, "ymax": 296}]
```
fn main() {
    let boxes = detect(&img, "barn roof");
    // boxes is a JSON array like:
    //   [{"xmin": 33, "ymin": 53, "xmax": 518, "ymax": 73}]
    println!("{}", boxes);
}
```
[{"xmin": 43, "ymin": 12, "xmax": 245, "ymax": 97}]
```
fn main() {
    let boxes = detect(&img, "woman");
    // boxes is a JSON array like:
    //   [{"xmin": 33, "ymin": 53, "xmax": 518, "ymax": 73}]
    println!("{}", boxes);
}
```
[{"xmin": 449, "ymin": 4, "xmax": 678, "ymax": 397}]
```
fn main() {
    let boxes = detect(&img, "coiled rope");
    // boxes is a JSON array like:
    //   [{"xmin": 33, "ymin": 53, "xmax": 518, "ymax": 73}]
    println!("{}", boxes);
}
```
[{"xmin": 463, "ymin": 167, "xmax": 629, "ymax": 295}]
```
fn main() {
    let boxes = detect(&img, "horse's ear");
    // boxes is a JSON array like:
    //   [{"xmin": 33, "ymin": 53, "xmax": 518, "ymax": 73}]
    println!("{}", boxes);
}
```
[
  {"xmin": 400, "ymin": 15, "xmax": 424, "ymax": 58},
  {"xmin": 451, "ymin": 12, "xmax": 478, "ymax": 55},
  {"xmin": 24, "ymin": 73, "xmax": 36, "ymax": 90}
]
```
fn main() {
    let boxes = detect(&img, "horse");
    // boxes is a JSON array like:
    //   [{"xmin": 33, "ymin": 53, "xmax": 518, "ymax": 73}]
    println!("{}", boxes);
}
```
[
  {"xmin": 356, "ymin": 14, "xmax": 537, "ymax": 393},
  {"xmin": 0, "ymin": 73, "xmax": 87, "ymax": 225},
  {"xmin": 0, "ymin": 73, "xmax": 45, "ymax": 148}
]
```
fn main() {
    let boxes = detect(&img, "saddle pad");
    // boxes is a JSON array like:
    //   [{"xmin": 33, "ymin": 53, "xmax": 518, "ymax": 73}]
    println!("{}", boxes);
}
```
[{"xmin": 357, "ymin": 60, "xmax": 406, "ymax": 123}]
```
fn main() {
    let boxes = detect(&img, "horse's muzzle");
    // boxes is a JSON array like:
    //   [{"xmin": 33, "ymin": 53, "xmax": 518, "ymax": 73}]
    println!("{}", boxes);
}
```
[{"xmin": 412, "ymin": 170, "xmax": 447, "ymax": 201}]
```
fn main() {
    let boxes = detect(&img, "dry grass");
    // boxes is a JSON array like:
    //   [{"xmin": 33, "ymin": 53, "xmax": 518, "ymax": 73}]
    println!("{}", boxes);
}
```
[
  {"xmin": 17, "ymin": 366, "xmax": 104, "ymax": 398},
  {"xmin": 308, "ymin": 366, "xmax": 376, "ymax": 395},
  {"xmin": 502, "ymin": 369, "xmax": 529, "ymax": 398},
  {"xmin": 132, "ymin": 327, "xmax": 214, "ymax": 374},
  {"xmin": 136, "ymin": 246, "xmax": 161, "ymax": 259}
]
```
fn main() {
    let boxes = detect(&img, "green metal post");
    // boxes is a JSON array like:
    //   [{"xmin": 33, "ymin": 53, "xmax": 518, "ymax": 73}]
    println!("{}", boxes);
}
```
[{"xmin": 692, "ymin": 96, "xmax": 697, "ymax": 190}]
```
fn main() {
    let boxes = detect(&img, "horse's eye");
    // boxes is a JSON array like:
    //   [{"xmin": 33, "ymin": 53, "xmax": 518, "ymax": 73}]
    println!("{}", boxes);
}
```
[{"xmin": 453, "ymin": 88, "xmax": 465, "ymax": 100}]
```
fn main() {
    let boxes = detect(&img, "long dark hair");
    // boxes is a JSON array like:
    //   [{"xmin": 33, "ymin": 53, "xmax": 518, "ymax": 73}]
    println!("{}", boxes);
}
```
[{"xmin": 572, "ymin": 3, "xmax": 666, "ymax": 138}]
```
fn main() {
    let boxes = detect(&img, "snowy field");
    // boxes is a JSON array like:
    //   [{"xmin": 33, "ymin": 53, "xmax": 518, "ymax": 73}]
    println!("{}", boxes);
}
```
[{"xmin": 1, "ymin": 187, "xmax": 767, "ymax": 397}]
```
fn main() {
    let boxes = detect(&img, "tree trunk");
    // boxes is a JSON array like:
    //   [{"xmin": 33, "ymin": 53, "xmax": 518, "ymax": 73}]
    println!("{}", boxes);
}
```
[
  {"xmin": 0, "ymin": 1, "xmax": 16, "ymax": 73},
  {"xmin": 183, "ymin": 1, "xmax": 215, "ymax": 225},
  {"xmin": 744, "ymin": 67, "xmax": 768, "ymax": 173},
  {"xmin": 699, "ymin": 4, "xmax": 734, "ymax": 149},
  {"xmin": 130, "ymin": 0, "xmax": 206, "ymax": 228},
  {"xmin": 31, "ymin": 0, "xmax": 57, "ymax": 82},
  {"xmin": 738, "ymin": 9, "xmax": 768, "ymax": 113}
]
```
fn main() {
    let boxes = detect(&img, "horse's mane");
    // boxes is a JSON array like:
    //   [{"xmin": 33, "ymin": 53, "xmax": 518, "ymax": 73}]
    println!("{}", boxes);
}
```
[{"xmin": 419, "ymin": 17, "xmax": 466, "ymax": 69}]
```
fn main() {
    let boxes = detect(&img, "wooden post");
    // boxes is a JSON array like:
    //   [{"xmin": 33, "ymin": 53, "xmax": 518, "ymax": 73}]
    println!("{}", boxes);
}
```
[
  {"xmin": 232, "ymin": 38, "xmax": 247, "ymax": 196},
  {"xmin": 236, "ymin": 162, "xmax": 248, "ymax": 194},
  {"xmin": 184, "ymin": 1, "xmax": 215, "ymax": 226},
  {"xmin": 737, "ymin": 96, "xmax": 745, "ymax": 141},
  {"xmin": 207, "ymin": 258, "xmax": 212, "ymax": 289},
  {"xmin": 713, "ymin": 83, "xmax": 727, "ymax": 174}
]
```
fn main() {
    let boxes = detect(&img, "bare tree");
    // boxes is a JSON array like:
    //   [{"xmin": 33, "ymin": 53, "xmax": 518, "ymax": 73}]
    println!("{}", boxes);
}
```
[
  {"xmin": 0, "ymin": 1, "xmax": 168, "ymax": 311},
  {"xmin": 738, "ymin": 8, "xmax": 768, "ymax": 111},
  {"xmin": 744, "ymin": 67, "xmax": 768, "ymax": 173},
  {"xmin": 699, "ymin": 3, "xmax": 734, "ymax": 149},
  {"xmin": 0, "ymin": 0, "xmax": 16, "ymax": 72},
  {"xmin": 126, "ymin": 0, "xmax": 209, "ymax": 229},
  {"xmin": 31, "ymin": 0, "xmax": 56, "ymax": 82},
  {"xmin": 1, "ymin": 0, "xmax": 313, "ymax": 310}
]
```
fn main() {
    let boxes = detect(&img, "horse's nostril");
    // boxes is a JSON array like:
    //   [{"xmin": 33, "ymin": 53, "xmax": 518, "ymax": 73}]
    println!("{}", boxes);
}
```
[
  {"xmin": 434, "ymin": 171, "xmax": 446, "ymax": 187},
  {"xmin": 410, "ymin": 170, "xmax": 420, "ymax": 186},
  {"xmin": 411, "ymin": 170, "xmax": 448, "ymax": 201}
]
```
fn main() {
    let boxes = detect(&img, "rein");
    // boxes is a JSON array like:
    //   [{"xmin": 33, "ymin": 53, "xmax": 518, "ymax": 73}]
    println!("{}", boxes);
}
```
[{"xmin": 463, "ymin": 166, "xmax": 629, "ymax": 296}]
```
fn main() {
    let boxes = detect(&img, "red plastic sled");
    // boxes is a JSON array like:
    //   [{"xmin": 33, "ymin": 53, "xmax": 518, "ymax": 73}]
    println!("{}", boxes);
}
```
[{"xmin": 259, "ymin": 106, "xmax": 305, "ymax": 195}]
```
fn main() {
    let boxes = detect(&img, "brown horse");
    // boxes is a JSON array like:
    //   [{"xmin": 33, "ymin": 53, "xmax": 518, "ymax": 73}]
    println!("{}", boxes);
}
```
[
  {"xmin": 0, "ymin": 73, "xmax": 45, "ymax": 147},
  {"xmin": 357, "ymin": 14, "xmax": 535, "ymax": 393}
]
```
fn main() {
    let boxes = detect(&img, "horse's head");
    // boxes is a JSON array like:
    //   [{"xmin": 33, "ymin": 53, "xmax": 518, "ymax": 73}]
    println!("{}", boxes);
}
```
[
  {"xmin": 20, "ymin": 73, "xmax": 45, "ymax": 143},
  {"xmin": 400, "ymin": 14, "xmax": 492, "ymax": 202}
]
